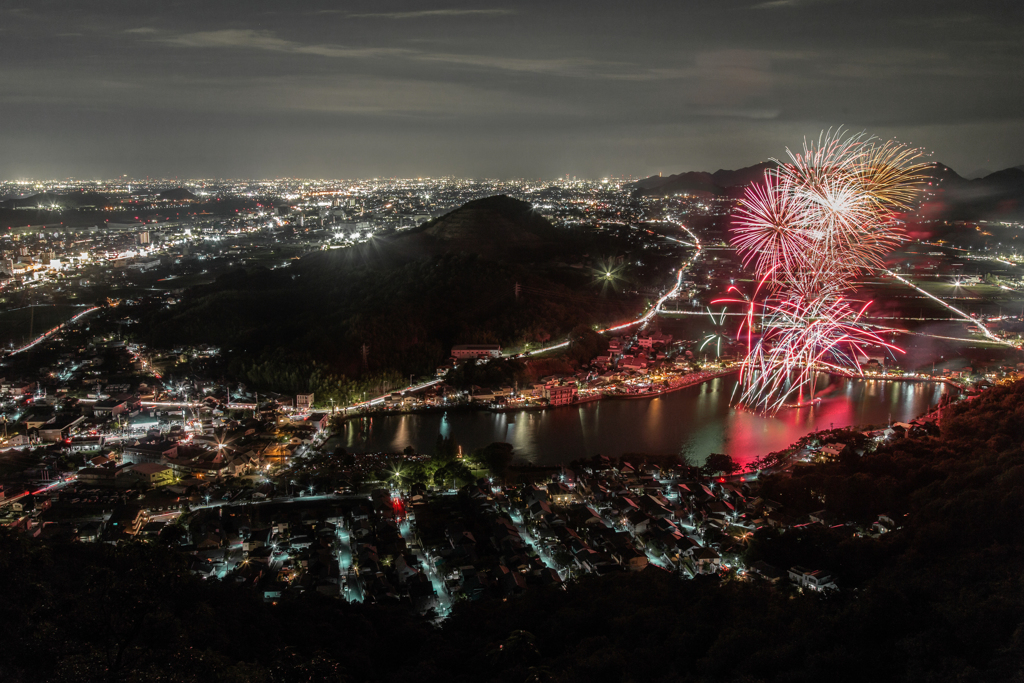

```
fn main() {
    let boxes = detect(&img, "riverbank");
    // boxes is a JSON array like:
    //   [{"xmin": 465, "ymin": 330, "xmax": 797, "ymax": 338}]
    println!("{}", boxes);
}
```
[
  {"xmin": 824, "ymin": 369, "xmax": 965, "ymax": 391},
  {"xmin": 605, "ymin": 367, "xmax": 739, "ymax": 399},
  {"xmin": 339, "ymin": 367, "xmax": 742, "ymax": 421},
  {"xmin": 338, "ymin": 366, "xmax": 955, "ymax": 424},
  {"xmin": 331, "ymin": 376, "xmax": 950, "ymax": 467}
]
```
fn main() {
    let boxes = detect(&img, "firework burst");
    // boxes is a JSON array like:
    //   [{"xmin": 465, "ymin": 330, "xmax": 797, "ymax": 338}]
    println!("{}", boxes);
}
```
[{"xmin": 725, "ymin": 129, "xmax": 927, "ymax": 412}]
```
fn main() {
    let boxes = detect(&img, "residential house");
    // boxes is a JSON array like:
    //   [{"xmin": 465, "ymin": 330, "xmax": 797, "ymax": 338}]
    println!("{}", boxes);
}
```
[
  {"xmin": 128, "ymin": 463, "xmax": 175, "ymax": 487},
  {"xmin": 750, "ymin": 560, "xmax": 783, "ymax": 584},
  {"xmin": 306, "ymin": 412, "xmax": 330, "ymax": 432},
  {"xmin": 66, "ymin": 436, "xmax": 105, "ymax": 453},
  {"xmin": 122, "ymin": 438, "xmax": 178, "ymax": 465},
  {"xmin": 546, "ymin": 482, "xmax": 576, "ymax": 506},
  {"xmin": 788, "ymin": 566, "xmax": 837, "ymax": 591},
  {"xmin": 693, "ymin": 547, "xmax": 722, "ymax": 574},
  {"xmin": 624, "ymin": 510, "xmax": 650, "ymax": 535}
]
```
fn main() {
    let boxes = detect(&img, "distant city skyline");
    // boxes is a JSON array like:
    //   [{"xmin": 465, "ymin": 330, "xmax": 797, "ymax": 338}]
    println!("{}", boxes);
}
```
[{"xmin": 1, "ymin": 1, "xmax": 1021, "ymax": 179}]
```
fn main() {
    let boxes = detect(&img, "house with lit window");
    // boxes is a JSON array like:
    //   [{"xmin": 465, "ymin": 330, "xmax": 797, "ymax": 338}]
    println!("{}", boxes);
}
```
[
  {"xmin": 545, "ymin": 385, "xmax": 577, "ymax": 406},
  {"xmin": 122, "ymin": 438, "xmax": 178, "ymax": 465},
  {"xmin": 788, "ymin": 566, "xmax": 837, "ymax": 591}
]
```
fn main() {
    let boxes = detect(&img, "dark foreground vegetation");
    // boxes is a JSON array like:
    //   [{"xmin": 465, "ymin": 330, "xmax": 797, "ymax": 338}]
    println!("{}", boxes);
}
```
[
  {"xmin": 146, "ymin": 252, "xmax": 640, "ymax": 402},
  {"xmin": 4, "ymin": 380, "xmax": 1024, "ymax": 682}
]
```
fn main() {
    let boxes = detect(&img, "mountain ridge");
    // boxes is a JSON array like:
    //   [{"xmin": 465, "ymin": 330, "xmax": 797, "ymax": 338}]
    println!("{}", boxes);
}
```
[{"xmin": 632, "ymin": 161, "xmax": 1024, "ymax": 219}]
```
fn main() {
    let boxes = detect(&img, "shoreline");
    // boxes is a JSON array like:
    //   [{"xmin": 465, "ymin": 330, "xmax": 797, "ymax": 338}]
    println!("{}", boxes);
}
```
[
  {"xmin": 340, "ymin": 368, "xmax": 743, "ymax": 421},
  {"xmin": 339, "ymin": 366, "xmax": 960, "ymax": 422},
  {"xmin": 604, "ymin": 367, "xmax": 739, "ymax": 399},
  {"xmin": 331, "ymin": 372, "xmax": 959, "ymax": 471},
  {"xmin": 823, "ymin": 369, "xmax": 964, "ymax": 390}
]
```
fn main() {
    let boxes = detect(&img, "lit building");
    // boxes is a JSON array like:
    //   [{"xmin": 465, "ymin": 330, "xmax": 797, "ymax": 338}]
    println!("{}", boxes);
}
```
[{"xmin": 451, "ymin": 344, "xmax": 501, "ymax": 359}]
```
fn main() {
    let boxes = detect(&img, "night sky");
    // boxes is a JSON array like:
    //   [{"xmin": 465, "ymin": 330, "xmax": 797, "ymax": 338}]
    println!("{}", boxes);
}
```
[{"xmin": 1, "ymin": 0, "xmax": 1021, "ymax": 179}]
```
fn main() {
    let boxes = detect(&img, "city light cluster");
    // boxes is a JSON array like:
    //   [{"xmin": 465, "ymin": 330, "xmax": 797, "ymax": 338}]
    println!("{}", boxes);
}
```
[{"xmin": 724, "ymin": 130, "xmax": 929, "ymax": 412}]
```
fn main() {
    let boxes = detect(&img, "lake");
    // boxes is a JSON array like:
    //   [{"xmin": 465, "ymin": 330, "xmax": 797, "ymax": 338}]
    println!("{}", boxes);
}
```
[{"xmin": 335, "ymin": 375, "xmax": 950, "ymax": 467}]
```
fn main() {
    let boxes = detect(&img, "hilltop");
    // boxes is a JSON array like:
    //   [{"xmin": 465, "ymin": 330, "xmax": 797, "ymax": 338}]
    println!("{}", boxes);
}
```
[
  {"xmin": 337, "ymin": 195, "xmax": 575, "ymax": 265},
  {"xmin": 411, "ymin": 195, "xmax": 560, "ymax": 254}
]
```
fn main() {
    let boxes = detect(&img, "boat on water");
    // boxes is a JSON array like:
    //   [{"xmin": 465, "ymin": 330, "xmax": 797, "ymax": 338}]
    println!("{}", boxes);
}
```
[
  {"xmin": 489, "ymin": 404, "xmax": 548, "ymax": 413},
  {"xmin": 782, "ymin": 397, "xmax": 823, "ymax": 409}
]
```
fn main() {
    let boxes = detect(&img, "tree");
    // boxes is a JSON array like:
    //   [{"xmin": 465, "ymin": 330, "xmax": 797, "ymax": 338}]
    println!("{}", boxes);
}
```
[
  {"xmin": 702, "ymin": 453, "xmax": 739, "ymax": 477},
  {"xmin": 552, "ymin": 548, "xmax": 574, "ymax": 570},
  {"xmin": 488, "ymin": 630, "xmax": 540, "ymax": 668},
  {"xmin": 434, "ymin": 461, "xmax": 474, "ymax": 489},
  {"xmin": 472, "ymin": 442, "xmax": 514, "ymax": 480},
  {"xmin": 158, "ymin": 524, "xmax": 186, "ymax": 547},
  {"xmin": 567, "ymin": 324, "xmax": 609, "ymax": 366},
  {"xmin": 433, "ymin": 434, "xmax": 458, "ymax": 462}
]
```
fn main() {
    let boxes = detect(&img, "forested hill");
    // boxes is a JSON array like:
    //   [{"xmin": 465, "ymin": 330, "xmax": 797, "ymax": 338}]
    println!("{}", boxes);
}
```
[
  {"xmin": 4, "ymin": 381, "xmax": 1024, "ymax": 682},
  {"xmin": 142, "ymin": 195, "xmax": 674, "ymax": 396},
  {"xmin": 147, "ymin": 252, "xmax": 640, "ymax": 377},
  {"xmin": 377, "ymin": 194, "xmax": 567, "ymax": 262},
  {"xmin": 629, "ymin": 162, "xmax": 774, "ymax": 198}
]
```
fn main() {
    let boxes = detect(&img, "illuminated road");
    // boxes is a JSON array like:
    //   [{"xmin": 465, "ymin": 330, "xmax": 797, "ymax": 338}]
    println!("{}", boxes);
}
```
[
  {"xmin": 334, "ymin": 526, "xmax": 363, "ymax": 603},
  {"xmin": 348, "ymin": 378, "xmax": 445, "ymax": 411},
  {"xmin": 6, "ymin": 306, "xmax": 100, "ymax": 356},
  {"xmin": 884, "ymin": 270, "xmax": 1016, "ymax": 347},
  {"xmin": 509, "ymin": 510, "xmax": 564, "ymax": 581},
  {"xmin": 399, "ymin": 517, "xmax": 452, "ymax": 618}
]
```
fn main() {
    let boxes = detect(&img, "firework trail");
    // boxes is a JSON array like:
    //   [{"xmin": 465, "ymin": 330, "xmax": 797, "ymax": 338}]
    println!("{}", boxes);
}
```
[
  {"xmin": 723, "ymin": 129, "xmax": 928, "ymax": 412},
  {"xmin": 699, "ymin": 306, "xmax": 729, "ymax": 358}
]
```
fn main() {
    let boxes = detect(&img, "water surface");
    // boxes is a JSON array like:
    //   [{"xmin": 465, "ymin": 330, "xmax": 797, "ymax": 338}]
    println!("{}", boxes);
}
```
[{"xmin": 338, "ymin": 376, "xmax": 949, "ymax": 466}]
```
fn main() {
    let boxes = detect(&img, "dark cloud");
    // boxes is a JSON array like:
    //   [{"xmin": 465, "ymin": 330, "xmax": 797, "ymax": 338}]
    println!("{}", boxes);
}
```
[
  {"xmin": 0, "ymin": 0, "xmax": 1021, "ymax": 178},
  {"xmin": 343, "ymin": 9, "xmax": 516, "ymax": 19}
]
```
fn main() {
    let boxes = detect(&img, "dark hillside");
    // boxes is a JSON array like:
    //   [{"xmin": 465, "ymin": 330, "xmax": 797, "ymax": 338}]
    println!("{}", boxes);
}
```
[
  {"xmin": 637, "ymin": 160, "xmax": 1024, "ymax": 218},
  {"xmin": 630, "ymin": 170, "xmax": 720, "ymax": 198},
  {"xmin": 710, "ymin": 161, "xmax": 776, "ymax": 188},
  {"xmin": 157, "ymin": 187, "xmax": 198, "ymax": 202},
  {"xmin": 355, "ymin": 194, "xmax": 576, "ymax": 263},
  {"xmin": 143, "ymin": 194, "xmax": 680, "ymax": 397},
  {"xmin": 919, "ymin": 162, "xmax": 1024, "ymax": 220},
  {"xmin": 630, "ymin": 162, "xmax": 776, "ymax": 198}
]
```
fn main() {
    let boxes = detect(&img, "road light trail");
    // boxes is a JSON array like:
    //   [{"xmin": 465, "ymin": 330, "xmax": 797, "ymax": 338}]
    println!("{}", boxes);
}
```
[
  {"xmin": 6, "ymin": 306, "xmax": 100, "ymax": 356},
  {"xmin": 884, "ymin": 270, "xmax": 1015, "ymax": 347}
]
